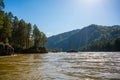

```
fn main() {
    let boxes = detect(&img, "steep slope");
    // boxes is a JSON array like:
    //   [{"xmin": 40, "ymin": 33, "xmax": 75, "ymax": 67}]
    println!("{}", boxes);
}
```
[
  {"xmin": 47, "ymin": 29, "xmax": 80, "ymax": 48},
  {"xmin": 47, "ymin": 24, "xmax": 120, "ymax": 51}
]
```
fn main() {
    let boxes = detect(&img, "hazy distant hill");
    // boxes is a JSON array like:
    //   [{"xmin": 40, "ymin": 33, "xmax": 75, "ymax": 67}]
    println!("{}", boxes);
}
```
[{"xmin": 47, "ymin": 24, "xmax": 120, "ymax": 51}]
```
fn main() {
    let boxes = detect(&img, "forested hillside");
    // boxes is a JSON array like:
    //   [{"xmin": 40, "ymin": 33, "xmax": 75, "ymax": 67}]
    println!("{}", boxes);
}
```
[
  {"xmin": 80, "ymin": 37, "xmax": 120, "ymax": 51},
  {"xmin": 47, "ymin": 24, "xmax": 120, "ymax": 51}
]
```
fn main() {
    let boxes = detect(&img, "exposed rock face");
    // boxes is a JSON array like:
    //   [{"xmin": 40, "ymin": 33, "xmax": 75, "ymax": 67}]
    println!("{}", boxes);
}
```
[{"xmin": 0, "ymin": 42, "xmax": 14, "ymax": 56}]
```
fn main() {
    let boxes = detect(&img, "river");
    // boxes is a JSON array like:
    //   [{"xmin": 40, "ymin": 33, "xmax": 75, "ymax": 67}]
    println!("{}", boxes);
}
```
[{"xmin": 0, "ymin": 52, "xmax": 120, "ymax": 80}]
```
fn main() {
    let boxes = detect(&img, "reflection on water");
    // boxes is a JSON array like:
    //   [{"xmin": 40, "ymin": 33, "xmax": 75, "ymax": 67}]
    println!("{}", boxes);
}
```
[{"xmin": 0, "ymin": 52, "xmax": 120, "ymax": 80}]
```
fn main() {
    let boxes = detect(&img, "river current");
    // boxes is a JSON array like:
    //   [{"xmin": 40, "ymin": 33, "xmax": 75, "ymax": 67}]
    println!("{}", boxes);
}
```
[{"xmin": 0, "ymin": 52, "xmax": 120, "ymax": 80}]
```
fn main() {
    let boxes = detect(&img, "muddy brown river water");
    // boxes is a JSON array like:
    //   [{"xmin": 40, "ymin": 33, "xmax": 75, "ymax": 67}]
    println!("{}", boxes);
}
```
[{"xmin": 0, "ymin": 52, "xmax": 120, "ymax": 80}]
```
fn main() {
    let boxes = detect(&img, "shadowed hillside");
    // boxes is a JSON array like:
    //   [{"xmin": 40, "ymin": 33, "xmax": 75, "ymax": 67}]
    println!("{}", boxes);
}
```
[{"xmin": 47, "ymin": 24, "xmax": 120, "ymax": 51}]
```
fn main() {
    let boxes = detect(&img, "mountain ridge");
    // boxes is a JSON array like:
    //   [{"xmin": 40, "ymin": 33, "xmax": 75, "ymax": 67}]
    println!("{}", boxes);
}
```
[{"xmin": 47, "ymin": 24, "xmax": 120, "ymax": 51}]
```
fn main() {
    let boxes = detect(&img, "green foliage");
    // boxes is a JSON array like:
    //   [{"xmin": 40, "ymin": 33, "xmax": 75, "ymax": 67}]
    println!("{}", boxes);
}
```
[
  {"xmin": 0, "ymin": 0, "xmax": 4, "ymax": 10},
  {"xmin": 32, "ymin": 25, "xmax": 47, "ymax": 48},
  {"xmin": 33, "ymin": 24, "xmax": 41, "ymax": 48},
  {"xmin": 114, "ymin": 37, "xmax": 120, "ymax": 51},
  {"xmin": 1, "ymin": 14, "xmax": 11, "ymax": 43},
  {"xmin": 5, "ymin": 37, "xmax": 8, "ymax": 43},
  {"xmin": 80, "ymin": 37, "xmax": 120, "ymax": 51},
  {"xmin": 0, "ymin": 0, "xmax": 4, "ymax": 41},
  {"xmin": 0, "ymin": 11, "xmax": 4, "ymax": 28},
  {"xmin": 0, "ymin": 0, "xmax": 47, "ymax": 50},
  {"xmin": 12, "ymin": 16, "xmax": 19, "ymax": 45},
  {"xmin": 40, "ymin": 32, "xmax": 47, "ymax": 47},
  {"xmin": 25, "ymin": 23, "xmax": 32, "ymax": 48},
  {"xmin": 47, "ymin": 24, "xmax": 120, "ymax": 51}
]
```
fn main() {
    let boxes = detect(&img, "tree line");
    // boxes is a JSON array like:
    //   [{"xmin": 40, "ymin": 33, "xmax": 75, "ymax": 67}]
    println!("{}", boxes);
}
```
[
  {"xmin": 80, "ymin": 37, "xmax": 120, "ymax": 51},
  {"xmin": 0, "ymin": 0, "xmax": 47, "ymax": 50}
]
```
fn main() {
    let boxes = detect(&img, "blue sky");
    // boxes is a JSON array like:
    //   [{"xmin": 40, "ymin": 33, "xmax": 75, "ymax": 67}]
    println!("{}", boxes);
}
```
[{"xmin": 4, "ymin": 0, "xmax": 120, "ymax": 37}]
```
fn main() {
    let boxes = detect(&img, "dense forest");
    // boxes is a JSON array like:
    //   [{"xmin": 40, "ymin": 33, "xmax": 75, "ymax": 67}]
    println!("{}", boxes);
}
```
[
  {"xmin": 0, "ymin": 0, "xmax": 47, "ymax": 55},
  {"xmin": 47, "ymin": 24, "xmax": 120, "ymax": 51},
  {"xmin": 80, "ymin": 37, "xmax": 120, "ymax": 51}
]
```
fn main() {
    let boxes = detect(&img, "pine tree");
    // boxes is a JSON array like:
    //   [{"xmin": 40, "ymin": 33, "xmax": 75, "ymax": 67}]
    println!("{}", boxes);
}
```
[
  {"xmin": 1, "ymin": 14, "xmax": 11, "ymax": 43},
  {"xmin": 25, "ymin": 23, "xmax": 32, "ymax": 48},
  {"xmin": 0, "ymin": 0, "xmax": 5, "ymax": 41},
  {"xmin": 33, "ymin": 24, "xmax": 41, "ymax": 48}
]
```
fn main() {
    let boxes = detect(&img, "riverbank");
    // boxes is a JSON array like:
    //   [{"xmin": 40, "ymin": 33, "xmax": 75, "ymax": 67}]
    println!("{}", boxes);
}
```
[
  {"xmin": 0, "ymin": 42, "xmax": 48, "ymax": 56},
  {"xmin": 0, "ymin": 42, "xmax": 14, "ymax": 56}
]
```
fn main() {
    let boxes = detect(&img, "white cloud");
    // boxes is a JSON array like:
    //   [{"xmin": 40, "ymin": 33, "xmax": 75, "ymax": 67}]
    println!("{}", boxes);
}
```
[{"xmin": 46, "ymin": 32, "xmax": 54, "ymax": 37}]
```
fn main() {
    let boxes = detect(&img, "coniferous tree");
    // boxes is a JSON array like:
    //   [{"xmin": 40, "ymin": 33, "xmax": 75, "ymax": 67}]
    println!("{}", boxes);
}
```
[
  {"xmin": 12, "ymin": 16, "xmax": 19, "ymax": 45},
  {"xmin": 0, "ymin": 0, "xmax": 4, "ymax": 10},
  {"xmin": 25, "ymin": 23, "xmax": 32, "ymax": 48},
  {"xmin": 1, "ymin": 14, "xmax": 11, "ymax": 43},
  {"xmin": 0, "ymin": 0, "xmax": 47, "ymax": 53},
  {"xmin": 41, "ymin": 32, "xmax": 47, "ymax": 47},
  {"xmin": 0, "ymin": 0, "xmax": 4, "ymax": 42},
  {"xmin": 18, "ymin": 19, "xmax": 26, "ymax": 48},
  {"xmin": 33, "ymin": 24, "xmax": 41, "ymax": 48}
]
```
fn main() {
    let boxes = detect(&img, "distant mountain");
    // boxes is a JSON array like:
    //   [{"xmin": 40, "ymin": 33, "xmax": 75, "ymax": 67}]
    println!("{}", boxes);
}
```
[
  {"xmin": 47, "ymin": 24, "xmax": 120, "ymax": 51},
  {"xmin": 80, "ymin": 37, "xmax": 120, "ymax": 51}
]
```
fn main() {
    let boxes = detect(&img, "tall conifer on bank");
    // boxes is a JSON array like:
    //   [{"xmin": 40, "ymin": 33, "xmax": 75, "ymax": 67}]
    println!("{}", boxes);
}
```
[{"xmin": 0, "ymin": 0, "xmax": 5, "ymax": 42}]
